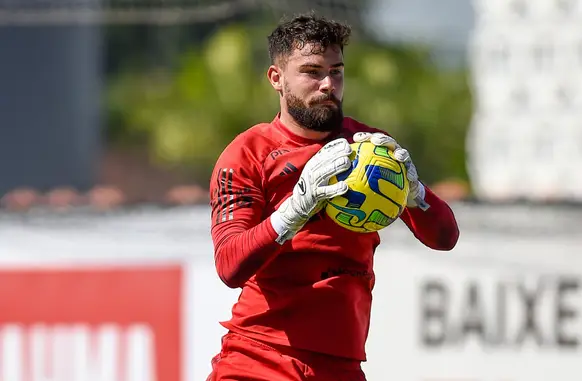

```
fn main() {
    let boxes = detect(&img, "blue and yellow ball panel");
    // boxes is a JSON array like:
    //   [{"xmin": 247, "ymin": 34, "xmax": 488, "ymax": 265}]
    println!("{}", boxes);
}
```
[{"xmin": 325, "ymin": 141, "xmax": 409, "ymax": 233}]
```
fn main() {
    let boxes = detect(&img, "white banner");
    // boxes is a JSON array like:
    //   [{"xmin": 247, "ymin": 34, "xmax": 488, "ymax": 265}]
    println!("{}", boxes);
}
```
[{"xmin": 365, "ymin": 238, "xmax": 582, "ymax": 381}]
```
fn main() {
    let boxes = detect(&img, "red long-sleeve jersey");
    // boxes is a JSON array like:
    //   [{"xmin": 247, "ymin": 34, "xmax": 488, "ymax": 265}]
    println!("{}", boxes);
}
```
[{"xmin": 209, "ymin": 114, "xmax": 459, "ymax": 361}]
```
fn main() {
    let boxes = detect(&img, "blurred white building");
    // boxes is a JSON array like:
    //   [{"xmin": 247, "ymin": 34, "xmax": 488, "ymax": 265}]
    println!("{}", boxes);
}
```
[{"xmin": 467, "ymin": 0, "xmax": 582, "ymax": 202}]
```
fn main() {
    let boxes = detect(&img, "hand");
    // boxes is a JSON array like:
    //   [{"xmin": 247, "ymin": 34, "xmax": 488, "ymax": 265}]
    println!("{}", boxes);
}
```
[
  {"xmin": 353, "ymin": 132, "xmax": 430, "ymax": 211},
  {"xmin": 271, "ymin": 138, "xmax": 352, "ymax": 244}
]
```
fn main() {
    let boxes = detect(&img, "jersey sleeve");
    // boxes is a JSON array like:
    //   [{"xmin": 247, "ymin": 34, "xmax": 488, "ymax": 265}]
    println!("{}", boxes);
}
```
[
  {"xmin": 209, "ymin": 140, "xmax": 282, "ymax": 288},
  {"xmin": 399, "ymin": 184, "xmax": 460, "ymax": 250}
]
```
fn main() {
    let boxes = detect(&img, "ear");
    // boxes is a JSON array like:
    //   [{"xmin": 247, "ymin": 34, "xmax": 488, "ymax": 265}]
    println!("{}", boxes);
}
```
[{"xmin": 267, "ymin": 65, "xmax": 283, "ymax": 92}]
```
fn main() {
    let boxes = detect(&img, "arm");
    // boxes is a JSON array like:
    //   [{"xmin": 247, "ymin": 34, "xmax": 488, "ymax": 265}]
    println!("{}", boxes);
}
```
[
  {"xmin": 399, "ymin": 185, "xmax": 460, "ymax": 251},
  {"xmin": 347, "ymin": 125, "xmax": 459, "ymax": 250},
  {"xmin": 210, "ymin": 147, "xmax": 282, "ymax": 289}
]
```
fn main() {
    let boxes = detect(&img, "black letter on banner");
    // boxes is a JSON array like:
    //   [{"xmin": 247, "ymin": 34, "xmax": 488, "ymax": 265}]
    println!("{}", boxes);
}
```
[
  {"xmin": 460, "ymin": 283, "xmax": 486, "ymax": 343},
  {"xmin": 555, "ymin": 278, "xmax": 579, "ymax": 349},
  {"xmin": 494, "ymin": 282, "xmax": 508, "ymax": 345},
  {"xmin": 420, "ymin": 280, "xmax": 448, "ymax": 347},
  {"xmin": 515, "ymin": 281, "xmax": 545, "ymax": 347}
]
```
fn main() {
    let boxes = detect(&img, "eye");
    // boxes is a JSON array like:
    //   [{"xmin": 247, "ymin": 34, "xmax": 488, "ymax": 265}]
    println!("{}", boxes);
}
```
[{"xmin": 331, "ymin": 69, "xmax": 343, "ymax": 76}]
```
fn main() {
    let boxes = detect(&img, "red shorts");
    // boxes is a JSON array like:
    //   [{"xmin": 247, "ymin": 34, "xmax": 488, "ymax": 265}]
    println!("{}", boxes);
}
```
[{"xmin": 206, "ymin": 332, "xmax": 367, "ymax": 381}]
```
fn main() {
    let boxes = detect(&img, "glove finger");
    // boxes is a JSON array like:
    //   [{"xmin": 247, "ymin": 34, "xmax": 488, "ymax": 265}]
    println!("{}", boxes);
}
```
[
  {"xmin": 392, "ymin": 148, "xmax": 419, "ymax": 182},
  {"xmin": 370, "ymin": 133, "xmax": 400, "ymax": 149},
  {"xmin": 353, "ymin": 132, "xmax": 372, "ymax": 143},
  {"xmin": 311, "ymin": 200, "xmax": 326, "ymax": 215},
  {"xmin": 313, "ymin": 156, "xmax": 351, "ymax": 184},
  {"xmin": 408, "ymin": 180, "xmax": 421, "ymax": 199},
  {"xmin": 316, "ymin": 181, "xmax": 349, "ymax": 199},
  {"xmin": 392, "ymin": 148, "xmax": 410, "ymax": 162},
  {"xmin": 319, "ymin": 138, "xmax": 351, "ymax": 157},
  {"xmin": 405, "ymin": 161, "xmax": 418, "ymax": 182}
]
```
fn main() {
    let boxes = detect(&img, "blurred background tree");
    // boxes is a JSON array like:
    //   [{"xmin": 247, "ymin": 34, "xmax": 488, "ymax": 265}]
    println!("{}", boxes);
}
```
[{"xmin": 104, "ymin": 5, "xmax": 472, "ymax": 188}]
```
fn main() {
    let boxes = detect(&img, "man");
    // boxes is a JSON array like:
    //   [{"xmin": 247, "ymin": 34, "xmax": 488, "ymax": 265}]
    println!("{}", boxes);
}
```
[{"xmin": 207, "ymin": 13, "xmax": 459, "ymax": 381}]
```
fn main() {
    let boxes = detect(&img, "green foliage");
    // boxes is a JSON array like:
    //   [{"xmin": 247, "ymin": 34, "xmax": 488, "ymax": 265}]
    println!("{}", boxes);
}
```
[
  {"xmin": 106, "ymin": 23, "xmax": 472, "ymax": 185},
  {"xmin": 343, "ymin": 42, "xmax": 473, "ymax": 184}
]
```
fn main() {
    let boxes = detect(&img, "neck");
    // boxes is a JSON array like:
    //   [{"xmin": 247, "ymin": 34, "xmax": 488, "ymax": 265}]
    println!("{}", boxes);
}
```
[{"xmin": 279, "ymin": 111, "xmax": 332, "ymax": 141}]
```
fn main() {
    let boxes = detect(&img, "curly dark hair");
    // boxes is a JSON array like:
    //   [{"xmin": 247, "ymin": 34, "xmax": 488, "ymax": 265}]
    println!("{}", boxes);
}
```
[{"xmin": 267, "ymin": 13, "xmax": 352, "ymax": 66}]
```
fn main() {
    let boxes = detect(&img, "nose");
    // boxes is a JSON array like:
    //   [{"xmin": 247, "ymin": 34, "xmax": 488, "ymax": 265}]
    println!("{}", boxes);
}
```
[{"xmin": 319, "ymin": 75, "xmax": 335, "ymax": 93}]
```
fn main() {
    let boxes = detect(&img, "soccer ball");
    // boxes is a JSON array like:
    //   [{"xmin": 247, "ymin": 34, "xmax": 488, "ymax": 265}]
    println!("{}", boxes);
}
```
[{"xmin": 325, "ymin": 141, "xmax": 409, "ymax": 233}]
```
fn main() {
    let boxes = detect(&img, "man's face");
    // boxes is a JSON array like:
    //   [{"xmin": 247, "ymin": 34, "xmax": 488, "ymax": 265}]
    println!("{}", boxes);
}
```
[{"xmin": 279, "ymin": 43, "xmax": 345, "ymax": 133}]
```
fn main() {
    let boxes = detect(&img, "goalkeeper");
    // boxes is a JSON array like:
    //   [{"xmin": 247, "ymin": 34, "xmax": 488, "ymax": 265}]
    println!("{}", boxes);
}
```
[{"xmin": 207, "ymin": 13, "xmax": 459, "ymax": 381}]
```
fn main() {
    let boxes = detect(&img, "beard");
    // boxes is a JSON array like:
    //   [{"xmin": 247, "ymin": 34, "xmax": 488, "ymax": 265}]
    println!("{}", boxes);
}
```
[{"xmin": 284, "ymin": 85, "xmax": 344, "ymax": 133}]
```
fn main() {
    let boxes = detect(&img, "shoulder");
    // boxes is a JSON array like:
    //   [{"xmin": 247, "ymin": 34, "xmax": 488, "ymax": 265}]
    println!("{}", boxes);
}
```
[
  {"xmin": 341, "ymin": 117, "xmax": 392, "ymax": 138},
  {"xmin": 215, "ymin": 122, "xmax": 281, "ymax": 168}
]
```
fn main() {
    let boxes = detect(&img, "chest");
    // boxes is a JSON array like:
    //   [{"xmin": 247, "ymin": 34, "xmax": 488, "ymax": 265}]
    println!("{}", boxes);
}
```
[{"xmin": 261, "ymin": 145, "xmax": 321, "ymax": 211}]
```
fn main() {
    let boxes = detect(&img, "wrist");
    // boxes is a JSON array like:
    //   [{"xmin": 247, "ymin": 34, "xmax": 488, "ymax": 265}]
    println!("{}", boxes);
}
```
[
  {"xmin": 270, "ymin": 208, "xmax": 289, "ymax": 236},
  {"xmin": 408, "ymin": 181, "xmax": 430, "ymax": 211},
  {"xmin": 271, "ymin": 198, "xmax": 306, "ymax": 245},
  {"xmin": 417, "ymin": 181, "xmax": 426, "ymax": 201}
]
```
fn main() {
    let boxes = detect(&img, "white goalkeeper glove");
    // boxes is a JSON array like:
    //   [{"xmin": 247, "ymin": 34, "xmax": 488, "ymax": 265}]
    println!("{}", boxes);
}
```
[
  {"xmin": 353, "ymin": 132, "xmax": 430, "ymax": 211},
  {"xmin": 271, "ymin": 138, "xmax": 352, "ymax": 244}
]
